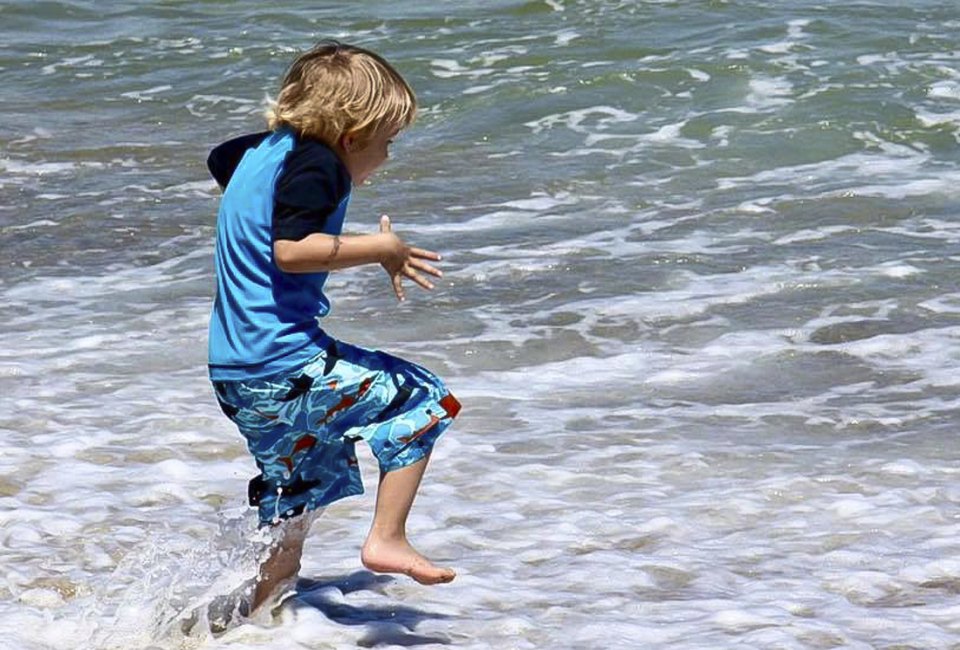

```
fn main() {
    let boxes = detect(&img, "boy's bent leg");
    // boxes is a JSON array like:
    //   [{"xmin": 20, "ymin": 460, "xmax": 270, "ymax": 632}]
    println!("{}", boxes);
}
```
[{"xmin": 361, "ymin": 455, "xmax": 455, "ymax": 585}]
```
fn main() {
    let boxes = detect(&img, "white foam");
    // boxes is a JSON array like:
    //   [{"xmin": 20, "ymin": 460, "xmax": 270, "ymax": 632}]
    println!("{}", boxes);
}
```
[
  {"xmin": 524, "ymin": 105, "xmax": 639, "ymax": 134},
  {"xmin": 41, "ymin": 55, "xmax": 102, "ymax": 75},
  {"xmin": 929, "ymin": 81, "xmax": 960, "ymax": 101},
  {"xmin": 746, "ymin": 76, "xmax": 794, "ymax": 109},
  {"xmin": 184, "ymin": 94, "xmax": 258, "ymax": 118},
  {"xmin": 0, "ymin": 159, "xmax": 96, "ymax": 175},
  {"xmin": 919, "ymin": 293, "xmax": 960, "ymax": 314},
  {"xmin": 552, "ymin": 29, "xmax": 578, "ymax": 47},
  {"xmin": 120, "ymin": 85, "xmax": 173, "ymax": 101},
  {"xmin": 429, "ymin": 58, "xmax": 494, "ymax": 79}
]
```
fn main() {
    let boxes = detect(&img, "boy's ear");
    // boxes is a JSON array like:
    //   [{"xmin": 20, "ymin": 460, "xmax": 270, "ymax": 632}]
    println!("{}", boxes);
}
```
[{"xmin": 340, "ymin": 131, "xmax": 364, "ymax": 152}]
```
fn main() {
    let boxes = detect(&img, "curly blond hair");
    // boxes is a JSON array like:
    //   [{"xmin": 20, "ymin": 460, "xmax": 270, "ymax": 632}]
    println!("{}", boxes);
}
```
[{"xmin": 266, "ymin": 41, "xmax": 417, "ymax": 149}]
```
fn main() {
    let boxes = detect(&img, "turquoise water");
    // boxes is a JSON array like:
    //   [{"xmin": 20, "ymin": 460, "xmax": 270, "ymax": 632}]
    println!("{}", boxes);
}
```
[{"xmin": 2, "ymin": 2, "xmax": 960, "ymax": 648}]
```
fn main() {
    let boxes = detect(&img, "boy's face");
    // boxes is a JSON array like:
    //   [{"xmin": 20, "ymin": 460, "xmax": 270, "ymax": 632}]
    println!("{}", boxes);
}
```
[{"xmin": 339, "ymin": 126, "xmax": 399, "ymax": 185}]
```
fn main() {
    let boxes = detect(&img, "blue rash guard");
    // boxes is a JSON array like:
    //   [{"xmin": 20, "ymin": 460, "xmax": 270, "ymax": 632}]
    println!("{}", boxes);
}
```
[{"xmin": 207, "ymin": 128, "xmax": 352, "ymax": 381}]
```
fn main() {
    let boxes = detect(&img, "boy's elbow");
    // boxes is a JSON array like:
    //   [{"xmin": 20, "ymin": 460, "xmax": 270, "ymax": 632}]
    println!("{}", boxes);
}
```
[{"xmin": 273, "ymin": 240, "xmax": 301, "ymax": 273}]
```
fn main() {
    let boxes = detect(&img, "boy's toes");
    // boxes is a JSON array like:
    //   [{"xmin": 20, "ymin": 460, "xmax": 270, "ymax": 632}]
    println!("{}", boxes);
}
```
[
  {"xmin": 408, "ymin": 564, "xmax": 456, "ymax": 585},
  {"xmin": 437, "ymin": 568, "xmax": 456, "ymax": 584}
]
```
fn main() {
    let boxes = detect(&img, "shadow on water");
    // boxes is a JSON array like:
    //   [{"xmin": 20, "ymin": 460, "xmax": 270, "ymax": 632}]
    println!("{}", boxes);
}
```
[{"xmin": 293, "ymin": 571, "xmax": 453, "ymax": 647}]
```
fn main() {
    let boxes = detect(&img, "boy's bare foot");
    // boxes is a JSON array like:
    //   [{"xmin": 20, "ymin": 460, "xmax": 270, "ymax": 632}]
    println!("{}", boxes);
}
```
[{"xmin": 361, "ymin": 537, "xmax": 456, "ymax": 585}]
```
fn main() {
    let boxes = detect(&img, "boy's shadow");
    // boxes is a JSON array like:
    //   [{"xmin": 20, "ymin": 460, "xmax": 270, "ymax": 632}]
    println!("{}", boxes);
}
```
[{"xmin": 292, "ymin": 571, "xmax": 453, "ymax": 647}]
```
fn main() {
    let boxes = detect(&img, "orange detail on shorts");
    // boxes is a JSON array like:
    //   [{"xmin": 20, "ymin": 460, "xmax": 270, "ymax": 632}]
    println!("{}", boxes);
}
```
[
  {"xmin": 439, "ymin": 393, "xmax": 462, "ymax": 419},
  {"xmin": 327, "ymin": 380, "xmax": 338, "ymax": 389},
  {"xmin": 292, "ymin": 434, "xmax": 316, "ymax": 454},
  {"xmin": 319, "ymin": 396, "xmax": 353, "ymax": 424},
  {"xmin": 280, "ymin": 457, "xmax": 294, "ymax": 472},
  {"xmin": 317, "ymin": 375, "xmax": 376, "ymax": 425},
  {"xmin": 398, "ymin": 413, "xmax": 441, "ymax": 445},
  {"xmin": 357, "ymin": 376, "xmax": 375, "ymax": 396},
  {"xmin": 254, "ymin": 408, "xmax": 279, "ymax": 420}
]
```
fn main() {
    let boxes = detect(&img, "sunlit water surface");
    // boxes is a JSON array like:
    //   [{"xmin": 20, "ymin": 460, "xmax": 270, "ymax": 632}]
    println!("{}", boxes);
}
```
[{"xmin": 2, "ymin": 1, "xmax": 960, "ymax": 648}]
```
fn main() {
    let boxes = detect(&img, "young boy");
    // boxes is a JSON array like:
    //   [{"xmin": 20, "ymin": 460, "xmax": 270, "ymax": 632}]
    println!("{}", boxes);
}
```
[{"xmin": 205, "ymin": 41, "xmax": 460, "ymax": 615}]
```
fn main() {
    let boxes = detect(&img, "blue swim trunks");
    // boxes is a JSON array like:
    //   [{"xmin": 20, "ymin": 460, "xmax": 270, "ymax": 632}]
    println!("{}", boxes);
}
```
[{"xmin": 212, "ymin": 338, "xmax": 460, "ymax": 525}]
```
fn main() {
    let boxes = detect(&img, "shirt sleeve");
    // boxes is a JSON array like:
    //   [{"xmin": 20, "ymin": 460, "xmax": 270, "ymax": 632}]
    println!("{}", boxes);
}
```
[
  {"xmin": 273, "ymin": 141, "xmax": 352, "ymax": 242},
  {"xmin": 207, "ymin": 131, "xmax": 271, "ymax": 188}
]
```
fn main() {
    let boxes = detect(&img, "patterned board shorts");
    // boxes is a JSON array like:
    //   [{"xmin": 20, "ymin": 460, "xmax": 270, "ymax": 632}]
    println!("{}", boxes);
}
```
[{"xmin": 212, "ymin": 338, "xmax": 460, "ymax": 525}]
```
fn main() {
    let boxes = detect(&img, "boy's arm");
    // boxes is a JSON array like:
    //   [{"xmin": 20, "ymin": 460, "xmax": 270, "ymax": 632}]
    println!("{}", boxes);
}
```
[{"xmin": 274, "ymin": 216, "xmax": 442, "ymax": 301}]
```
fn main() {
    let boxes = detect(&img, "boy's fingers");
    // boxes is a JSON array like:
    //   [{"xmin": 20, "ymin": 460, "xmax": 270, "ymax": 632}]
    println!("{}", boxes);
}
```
[
  {"xmin": 404, "ymin": 266, "xmax": 435, "ymax": 291},
  {"xmin": 408, "ymin": 258, "xmax": 443, "ymax": 278},
  {"xmin": 409, "ymin": 246, "xmax": 441, "ymax": 261},
  {"xmin": 392, "ymin": 273, "xmax": 405, "ymax": 301}
]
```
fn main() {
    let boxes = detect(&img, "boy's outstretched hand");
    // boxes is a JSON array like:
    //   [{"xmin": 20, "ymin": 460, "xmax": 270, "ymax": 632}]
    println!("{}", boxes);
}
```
[{"xmin": 378, "ymin": 215, "xmax": 443, "ymax": 302}]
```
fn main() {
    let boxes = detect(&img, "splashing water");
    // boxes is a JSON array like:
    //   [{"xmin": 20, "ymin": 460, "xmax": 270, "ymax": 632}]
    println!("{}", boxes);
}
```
[{"xmin": 82, "ymin": 507, "xmax": 303, "ymax": 649}]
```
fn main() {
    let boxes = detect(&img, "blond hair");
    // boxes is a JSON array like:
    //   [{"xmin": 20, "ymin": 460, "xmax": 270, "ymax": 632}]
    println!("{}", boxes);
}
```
[{"xmin": 265, "ymin": 41, "xmax": 417, "ymax": 149}]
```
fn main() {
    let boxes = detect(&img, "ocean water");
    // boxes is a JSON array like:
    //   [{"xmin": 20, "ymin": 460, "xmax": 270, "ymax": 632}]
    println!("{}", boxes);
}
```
[{"xmin": 2, "ymin": 0, "xmax": 960, "ymax": 648}]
